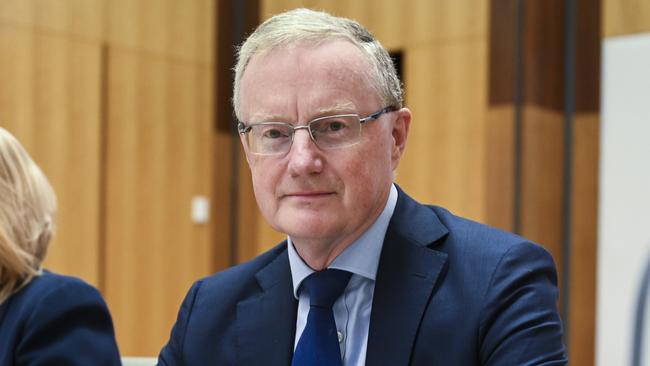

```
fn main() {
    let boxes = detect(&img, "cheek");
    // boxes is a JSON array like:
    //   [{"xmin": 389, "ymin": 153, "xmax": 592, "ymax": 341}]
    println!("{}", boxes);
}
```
[
  {"xmin": 358, "ymin": 136, "xmax": 394, "ymax": 176},
  {"xmin": 341, "ymin": 150, "xmax": 388, "ymax": 194},
  {"xmin": 250, "ymin": 163, "xmax": 278, "ymax": 200}
]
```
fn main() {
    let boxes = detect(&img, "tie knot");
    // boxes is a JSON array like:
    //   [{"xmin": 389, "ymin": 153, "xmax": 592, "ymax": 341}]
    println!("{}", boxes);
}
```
[{"xmin": 302, "ymin": 269, "xmax": 351, "ymax": 308}]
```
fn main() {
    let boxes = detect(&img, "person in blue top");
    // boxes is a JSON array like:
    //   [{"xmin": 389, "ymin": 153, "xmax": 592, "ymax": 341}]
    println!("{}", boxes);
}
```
[
  {"xmin": 159, "ymin": 8, "xmax": 567, "ymax": 366},
  {"xmin": 0, "ymin": 127, "xmax": 121, "ymax": 365}
]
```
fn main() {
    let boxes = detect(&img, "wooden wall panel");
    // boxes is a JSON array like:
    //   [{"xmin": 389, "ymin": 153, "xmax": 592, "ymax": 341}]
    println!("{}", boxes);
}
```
[
  {"xmin": 519, "ymin": 106, "xmax": 565, "ymax": 271},
  {"xmin": 398, "ymin": 40, "xmax": 488, "ymax": 222},
  {"xmin": 0, "ymin": 0, "xmax": 104, "ymax": 40},
  {"xmin": 603, "ymin": 0, "xmax": 650, "ymax": 37},
  {"xmin": 107, "ymin": 0, "xmax": 214, "ymax": 63},
  {"xmin": 568, "ymin": 113, "xmax": 599, "ymax": 366},
  {"xmin": 399, "ymin": 0, "xmax": 487, "ymax": 45},
  {"xmin": 0, "ymin": 21, "xmax": 102, "ymax": 285},
  {"xmin": 0, "ymin": 1, "xmax": 33, "ymax": 26},
  {"xmin": 485, "ymin": 106, "xmax": 515, "ymax": 231},
  {"xmin": 235, "ymin": 154, "xmax": 258, "ymax": 262},
  {"xmin": 102, "ymin": 0, "xmax": 220, "ymax": 355},
  {"xmin": 212, "ymin": 131, "xmax": 234, "ymax": 271},
  {"xmin": 104, "ymin": 47, "xmax": 219, "ymax": 355}
]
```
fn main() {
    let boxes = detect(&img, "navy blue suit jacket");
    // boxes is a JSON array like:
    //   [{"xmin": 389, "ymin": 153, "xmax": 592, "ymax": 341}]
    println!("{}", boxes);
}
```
[
  {"xmin": 0, "ymin": 271, "xmax": 121, "ymax": 366},
  {"xmin": 159, "ymin": 189, "xmax": 567, "ymax": 365}
]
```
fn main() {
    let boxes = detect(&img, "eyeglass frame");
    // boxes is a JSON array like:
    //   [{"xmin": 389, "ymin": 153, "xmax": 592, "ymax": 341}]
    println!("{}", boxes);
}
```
[{"xmin": 237, "ymin": 106, "xmax": 398, "ymax": 155}]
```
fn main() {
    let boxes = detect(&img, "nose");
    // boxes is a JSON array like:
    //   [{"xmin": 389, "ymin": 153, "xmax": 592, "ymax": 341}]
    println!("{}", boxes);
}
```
[{"xmin": 286, "ymin": 128, "xmax": 323, "ymax": 176}]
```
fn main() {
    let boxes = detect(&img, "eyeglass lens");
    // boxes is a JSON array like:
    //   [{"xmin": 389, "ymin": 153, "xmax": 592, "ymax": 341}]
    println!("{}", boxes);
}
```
[{"xmin": 248, "ymin": 115, "xmax": 361, "ymax": 154}]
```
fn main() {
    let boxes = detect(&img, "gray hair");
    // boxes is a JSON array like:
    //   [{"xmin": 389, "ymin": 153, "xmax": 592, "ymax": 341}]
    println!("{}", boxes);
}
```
[{"xmin": 232, "ymin": 8, "xmax": 403, "ymax": 120}]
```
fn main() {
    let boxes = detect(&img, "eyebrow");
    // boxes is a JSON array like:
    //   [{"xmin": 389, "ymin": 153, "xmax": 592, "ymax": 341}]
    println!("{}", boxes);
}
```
[
  {"xmin": 248, "ymin": 112, "xmax": 283, "ymax": 122},
  {"xmin": 248, "ymin": 102, "xmax": 358, "ymax": 123},
  {"xmin": 312, "ymin": 102, "xmax": 357, "ymax": 116}
]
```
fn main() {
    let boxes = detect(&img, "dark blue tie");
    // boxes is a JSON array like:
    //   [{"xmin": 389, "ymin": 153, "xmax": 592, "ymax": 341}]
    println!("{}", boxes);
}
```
[{"xmin": 292, "ymin": 269, "xmax": 352, "ymax": 366}]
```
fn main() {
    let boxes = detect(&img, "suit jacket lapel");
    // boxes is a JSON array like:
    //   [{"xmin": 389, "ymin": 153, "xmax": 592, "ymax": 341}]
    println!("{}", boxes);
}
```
[
  {"xmin": 366, "ymin": 188, "xmax": 449, "ymax": 366},
  {"xmin": 236, "ymin": 245, "xmax": 298, "ymax": 365}
]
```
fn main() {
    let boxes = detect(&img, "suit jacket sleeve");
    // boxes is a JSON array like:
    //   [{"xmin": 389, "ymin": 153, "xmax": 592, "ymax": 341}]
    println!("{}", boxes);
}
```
[
  {"xmin": 158, "ymin": 280, "xmax": 202, "ymax": 366},
  {"xmin": 14, "ymin": 278, "xmax": 121, "ymax": 366},
  {"xmin": 478, "ymin": 241, "xmax": 567, "ymax": 366}
]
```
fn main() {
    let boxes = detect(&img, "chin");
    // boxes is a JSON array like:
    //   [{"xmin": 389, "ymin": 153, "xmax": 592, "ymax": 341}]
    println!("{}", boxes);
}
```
[{"xmin": 279, "ymin": 216, "xmax": 340, "ymax": 241}]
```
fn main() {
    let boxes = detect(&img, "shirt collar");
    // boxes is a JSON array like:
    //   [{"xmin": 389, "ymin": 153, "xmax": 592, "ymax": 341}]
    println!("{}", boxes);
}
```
[{"xmin": 287, "ymin": 184, "xmax": 398, "ymax": 299}]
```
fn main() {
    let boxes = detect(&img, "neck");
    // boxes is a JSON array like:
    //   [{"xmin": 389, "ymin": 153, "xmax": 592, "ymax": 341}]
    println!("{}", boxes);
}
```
[{"xmin": 292, "ymin": 237, "xmax": 353, "ymax": 271}]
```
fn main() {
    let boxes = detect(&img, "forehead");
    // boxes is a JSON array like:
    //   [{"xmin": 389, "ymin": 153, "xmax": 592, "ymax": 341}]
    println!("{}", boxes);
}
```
[{"xmin": 239, "ymin": 40, "xmax": 381, "ymax": 121}]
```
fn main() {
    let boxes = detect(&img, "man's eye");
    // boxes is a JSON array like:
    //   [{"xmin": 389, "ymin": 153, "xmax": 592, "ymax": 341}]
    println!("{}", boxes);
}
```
[
  {"xmin": 328, "ymin": 121, "xmax": 344, "ymax": 131},
  {"xmin": 322, "ymin": 120, "xmax": 347, "ymax": 132},
  {"xmin": 262, "ymin": 128, "xmax": 287, "ymax": 139}
]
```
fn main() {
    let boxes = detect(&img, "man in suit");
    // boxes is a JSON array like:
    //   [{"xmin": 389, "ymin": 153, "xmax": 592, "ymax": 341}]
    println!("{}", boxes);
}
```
[{"xmin": 158, "ymin": 8, "xmax": 567, "ymax": 366}]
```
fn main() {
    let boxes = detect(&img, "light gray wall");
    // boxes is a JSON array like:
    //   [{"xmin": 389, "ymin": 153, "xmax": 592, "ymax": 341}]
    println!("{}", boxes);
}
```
[{"xmin": 598, "ymin": 32, "xmax": 650, "ymax": 366}]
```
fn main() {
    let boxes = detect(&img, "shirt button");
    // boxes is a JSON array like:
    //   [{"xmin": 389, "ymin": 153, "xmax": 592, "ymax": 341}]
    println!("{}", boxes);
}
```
[{"xmin": 337, "ymin": 331, "xmax": 344, "ymax": 343}]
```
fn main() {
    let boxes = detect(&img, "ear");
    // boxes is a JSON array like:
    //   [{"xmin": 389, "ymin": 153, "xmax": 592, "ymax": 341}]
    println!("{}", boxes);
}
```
[{"xmin": 391, "ymin": 107, "xmax": 411, "ymax": 170}]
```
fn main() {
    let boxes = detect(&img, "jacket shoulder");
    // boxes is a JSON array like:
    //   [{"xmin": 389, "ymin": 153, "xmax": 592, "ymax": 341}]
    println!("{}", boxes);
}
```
[
  {"xmin": 10, "ymin": 271, "xmax": 108, "ymax": 317},
  {"xmin": 192, "ymin": 242, "xmax": 288, "ymax": 303},
  {"xmin": 429, "ymin": 205, "xmax": 546, "ymax": 256},
  {"xmin": 2, "ymin": 271, "xmax": 121, "ymax": 366}
]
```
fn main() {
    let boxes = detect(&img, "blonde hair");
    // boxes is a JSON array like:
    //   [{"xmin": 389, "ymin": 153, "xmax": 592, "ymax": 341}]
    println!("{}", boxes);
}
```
[
  {"xmin": 0, "ymin": 127, "xmax": 56, "ymax": 303},
  {"xmin": 233, "ymin": 8, "xmax": 403, "ymax": 120}
]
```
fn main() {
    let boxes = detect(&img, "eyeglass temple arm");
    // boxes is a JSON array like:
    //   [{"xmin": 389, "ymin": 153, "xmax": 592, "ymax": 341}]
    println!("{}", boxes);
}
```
[
  {"xmin": 237, "ymin": 122, "xmax": 250, "ymax": 134},
  {"xmin": 359, "ymin": 106, "xmax": 398, "ymax": 124}
]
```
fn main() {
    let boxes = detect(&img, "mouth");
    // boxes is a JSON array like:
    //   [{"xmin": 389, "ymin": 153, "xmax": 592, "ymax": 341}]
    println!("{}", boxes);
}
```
[{"xmin": 283, "ymin": 191, "xmax": 335, "ymax": 199}]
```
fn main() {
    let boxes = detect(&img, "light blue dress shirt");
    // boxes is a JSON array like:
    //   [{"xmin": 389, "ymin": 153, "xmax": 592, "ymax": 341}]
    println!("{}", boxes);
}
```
[{"xmin": 287, "ymin": 184, "xmax": 398, "ymax": 366}]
